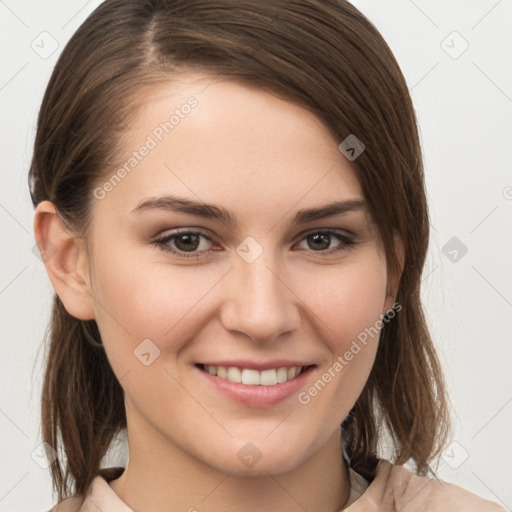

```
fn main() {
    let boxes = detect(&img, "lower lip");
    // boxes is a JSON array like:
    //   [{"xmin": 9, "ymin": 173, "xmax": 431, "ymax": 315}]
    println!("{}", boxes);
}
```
[{"xmin": 195, "ymin": 366, "xmax": 315, "ymax": 407}]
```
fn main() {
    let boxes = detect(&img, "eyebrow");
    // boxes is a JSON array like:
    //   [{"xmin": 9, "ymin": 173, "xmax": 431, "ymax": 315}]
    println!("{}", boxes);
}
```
[{"xmin": 130, "ymin": 194, "xmax": 367, "ymax": 227}]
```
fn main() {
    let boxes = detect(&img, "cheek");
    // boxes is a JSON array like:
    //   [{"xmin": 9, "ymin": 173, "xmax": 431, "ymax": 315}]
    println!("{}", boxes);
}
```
[
  {"xmin": 294, "ymin": 255, "xmax": 387, "ymax": 408},
  {"xmin": 88, "ymin": 241, "xmax": 226, "ymax": 372},
  {"xmin": 297, "ymin": 253, "xmax": 388, "ymax": 346}
]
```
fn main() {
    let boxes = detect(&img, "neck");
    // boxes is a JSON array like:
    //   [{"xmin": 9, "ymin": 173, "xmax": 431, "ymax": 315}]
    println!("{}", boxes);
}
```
[{"xmin": 110, "ymin": 411, "xmax": 351, "ymax": 511}]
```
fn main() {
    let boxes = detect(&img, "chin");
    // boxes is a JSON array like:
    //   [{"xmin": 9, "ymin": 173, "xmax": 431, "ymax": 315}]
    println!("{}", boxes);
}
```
[{"xmin": 198, "ymin": 435, "xmax": 316, "ymax": 477}]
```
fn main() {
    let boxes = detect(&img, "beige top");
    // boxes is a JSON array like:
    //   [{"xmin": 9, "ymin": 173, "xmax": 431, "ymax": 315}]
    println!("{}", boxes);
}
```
[{"xmin": 50, "ymin": 460, "xmax": 506, "ymax": 511}]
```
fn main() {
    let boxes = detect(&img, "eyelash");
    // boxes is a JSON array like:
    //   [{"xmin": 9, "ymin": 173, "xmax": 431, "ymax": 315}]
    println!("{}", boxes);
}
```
[{"xmin": 152, "ymin": 228, "xmax": 356, "ymax": 260}]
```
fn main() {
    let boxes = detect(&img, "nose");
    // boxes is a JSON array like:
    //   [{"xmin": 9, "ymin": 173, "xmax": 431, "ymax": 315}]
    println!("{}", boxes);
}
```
[{"xmin": 219, "ymin": 247, "xmax": 300, "ymax": 344}]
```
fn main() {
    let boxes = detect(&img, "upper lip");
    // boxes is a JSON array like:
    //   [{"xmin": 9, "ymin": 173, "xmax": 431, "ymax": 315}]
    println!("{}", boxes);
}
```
[{"xmin": 197, "ymin": 360, "xmax": 315, "ymax": 371}]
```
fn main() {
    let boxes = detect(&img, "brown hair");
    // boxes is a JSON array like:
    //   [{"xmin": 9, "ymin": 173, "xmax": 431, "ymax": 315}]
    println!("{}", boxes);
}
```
[{"xmin": 29, "ymin": 0, "xmax": 450, "ymax": 501}]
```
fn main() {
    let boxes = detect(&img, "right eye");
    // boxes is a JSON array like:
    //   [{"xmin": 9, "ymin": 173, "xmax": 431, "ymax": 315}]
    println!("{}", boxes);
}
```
[{"xmin": 153, "ymin": 229, "xmax": 219, "ymax": 259}]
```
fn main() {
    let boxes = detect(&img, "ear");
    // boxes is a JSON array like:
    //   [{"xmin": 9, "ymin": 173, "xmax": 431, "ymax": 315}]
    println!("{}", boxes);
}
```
[{"xmin": 33, "ymin": 200, "xmax": 95, "ymax": 320}]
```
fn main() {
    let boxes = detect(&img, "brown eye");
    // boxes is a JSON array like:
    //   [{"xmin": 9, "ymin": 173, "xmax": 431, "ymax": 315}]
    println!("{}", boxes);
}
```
[
  {"xmin": 306, "ymin": 233, "xmax": 331, "ymax": 250},
  {"xmin": 295, "ymin": 230, "xmax": 355, "ymax": 254},
  {"xmin": 174, "ymin": 233, "xmax": 201, "ymax": 252},
  {"xmin": 153, "ymin": 230, "xmax": 215, "ymax": 259}
]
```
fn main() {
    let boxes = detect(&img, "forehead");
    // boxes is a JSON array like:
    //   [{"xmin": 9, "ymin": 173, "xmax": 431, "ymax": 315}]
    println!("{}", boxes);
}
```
[{"xmin": 93, "ymin": 72, "xmax": 365, "ymax": 225}]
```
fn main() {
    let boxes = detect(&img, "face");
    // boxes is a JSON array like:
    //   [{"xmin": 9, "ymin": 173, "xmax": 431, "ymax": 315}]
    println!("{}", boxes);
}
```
[{"xmin": 83, "ymin": 73, "xmax": 397, "ymax": 475}]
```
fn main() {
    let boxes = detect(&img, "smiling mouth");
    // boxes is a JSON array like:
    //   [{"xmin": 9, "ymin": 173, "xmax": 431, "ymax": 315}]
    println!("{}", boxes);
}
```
[{"xmin": 196, "ymin": 364, "xmax": 315, "ymax": 386}]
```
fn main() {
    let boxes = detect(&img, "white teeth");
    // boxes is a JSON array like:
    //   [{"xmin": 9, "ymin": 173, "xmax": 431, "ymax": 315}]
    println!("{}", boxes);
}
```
[
  {"xmin": 260, "ymin": 369, "xmax": 277, "ymax": 386},
  {"xmin": 276, "ymin": 367, "xmax": 288, "ymax": 383},
  {"xmin": 226, "ymin": 367, "xmax": 242, "ymax": 383},
  {"xmin": 241, "ymin": 369, "xmax": 260, "ymax": 385},
  {"xmin": 287, "ymin": 367, "xmax": 297, "ymax": 379},
  {"xmin": 202, "ymin": 365, "xmax": 306, "ymax": 386}
]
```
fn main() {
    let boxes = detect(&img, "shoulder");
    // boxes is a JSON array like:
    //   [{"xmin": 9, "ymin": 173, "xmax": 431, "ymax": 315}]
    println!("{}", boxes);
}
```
[
  {"xmin": 49, "ymin": 467, "xmax": 126, "ymax": 512},
  {"xmin": 48, "ymin": 496, "xmax": 84, "ymax": 512},
  {"xmin": 348, "ymin": 459, "xmax": 506, "ymax": 512}
]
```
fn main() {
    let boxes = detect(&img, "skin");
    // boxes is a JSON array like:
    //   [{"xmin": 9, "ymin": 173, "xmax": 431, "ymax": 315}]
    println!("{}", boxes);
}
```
[{"xmin": 35, "ymin": 73, "xmax": 403, "ymax": 511}]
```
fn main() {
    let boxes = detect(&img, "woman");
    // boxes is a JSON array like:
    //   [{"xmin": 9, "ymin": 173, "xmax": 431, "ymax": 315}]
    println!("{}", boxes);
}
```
[{"xmin": 30, "ymin": 0, "xmax": 505, "ymax": 510}]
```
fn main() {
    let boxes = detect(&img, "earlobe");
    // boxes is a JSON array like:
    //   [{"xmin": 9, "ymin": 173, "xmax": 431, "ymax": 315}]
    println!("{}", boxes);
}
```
[{"xmin": 33, "ymin": 200, "xmax": 95, "ymax": 321}]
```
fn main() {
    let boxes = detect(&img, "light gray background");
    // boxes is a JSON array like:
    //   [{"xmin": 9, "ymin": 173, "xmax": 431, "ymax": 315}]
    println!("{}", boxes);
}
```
[{"xmin": 1, "ymin": 0, "xmax": 511, "ymax": 510}]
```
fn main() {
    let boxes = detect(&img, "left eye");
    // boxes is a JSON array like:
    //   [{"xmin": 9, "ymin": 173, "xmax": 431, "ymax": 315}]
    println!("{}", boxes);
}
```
[{"xmin": 295, "ymin": 230, "xmax": 355, "ymax": 253}]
